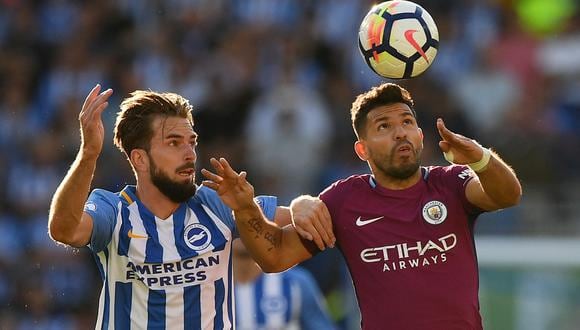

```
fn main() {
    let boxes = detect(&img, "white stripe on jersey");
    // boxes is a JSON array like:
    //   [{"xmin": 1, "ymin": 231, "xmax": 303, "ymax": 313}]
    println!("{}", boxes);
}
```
[
  {"xmin": 93, "ymin": 196, "xmax": 235, "ymax": 329},
  {"xmin": 263, "ymin": 274, "xmax": 285, "ymax": 328},
  {"xmin": 235, "ymin": 283, "xmax": 256, "ymax": 329}
]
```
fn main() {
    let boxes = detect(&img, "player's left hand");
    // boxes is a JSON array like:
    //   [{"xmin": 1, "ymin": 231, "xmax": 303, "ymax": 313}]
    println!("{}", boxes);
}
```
[
  {"xmin": 290, "ymin": 196, "xmax": 335, "ymax": 250},
  {"xmin": 201, "ymin": 158, "xmax": 256, "ymax": 212},
  {"xmin": 437, "ymin": 118, "xmax": 484, "ymax": 165}
]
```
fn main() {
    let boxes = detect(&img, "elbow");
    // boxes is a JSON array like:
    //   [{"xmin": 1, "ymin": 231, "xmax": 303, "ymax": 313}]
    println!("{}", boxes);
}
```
[
  {"xmin": 498, "ymin": 185, "xmax": 523, "ymax": 209},
  {"xmin": 48, "ymin": 225, "xmax": 69, "ymax": 245},
  {"xmin": 48, "ymin": 218, "xmax": 79, "ymax": 247}
]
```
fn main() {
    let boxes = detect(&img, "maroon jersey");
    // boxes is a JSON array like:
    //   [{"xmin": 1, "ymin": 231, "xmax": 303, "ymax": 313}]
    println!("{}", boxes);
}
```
[{"xmin": 320, "ymin": 165, "xmax": 484, "ymax": 330}]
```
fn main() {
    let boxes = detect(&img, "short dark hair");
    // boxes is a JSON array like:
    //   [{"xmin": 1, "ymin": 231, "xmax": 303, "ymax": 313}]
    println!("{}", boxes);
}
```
[
  {"xmin": 350, "ymin": 83, "xmax": 415, "ymax": 138},
  {"xmin": 113, "ymin": 90, "xmax": 193, "ymax": 155}
]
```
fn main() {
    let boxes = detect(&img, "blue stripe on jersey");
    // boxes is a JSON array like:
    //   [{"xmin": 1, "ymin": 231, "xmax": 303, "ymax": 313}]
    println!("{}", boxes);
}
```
[
  {"xmin": 214, "ymin": 279, "xmax": 225, "ymax": 330},
  {"xmin": 118, "ymin": 205, "xmax": 131, "ymax": 257},
  {"xmin": 184, "ymin": 285, "xmax": 201, "ymax": 329},
  {"xmin": 188, "ymin": 200, "xmax": 227, "ymax": 252},
  {"xmin": 114, "ymin": 282, "xmax": 132, "ymax": 329},
  {"xmin": 148, "ymin": 289, "xmax": 166, "ymax": 329},
  {"xmin": 282, "ymin": 275, "xmax": 292, "ymax": 323},
  {"xmin": 138, "ymin": 202, "xmax": 163, "ymax": 263},
  {"xmin": 172, "ymin": 203, "xmax": 191, "ymax": 258},
  {"xmin": 255, "ymin": 276, "xmax": 266, "ymax": 325},
  {"xmin": 227, "ymin": 249, "xmax": 234, "ymax": 327}
]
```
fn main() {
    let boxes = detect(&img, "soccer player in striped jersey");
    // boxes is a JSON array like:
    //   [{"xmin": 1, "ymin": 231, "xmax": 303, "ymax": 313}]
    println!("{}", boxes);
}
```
[
  {"xmin": 232, "ymin": 240, "xmax": 334, "ymax": 330},
  {"xmin": 202, "ymin": 83, "xmax": 522, "ymax": 330},
  {"xmin": 47, "ymin": 85, "xmax": 328, "ymax": 329}
]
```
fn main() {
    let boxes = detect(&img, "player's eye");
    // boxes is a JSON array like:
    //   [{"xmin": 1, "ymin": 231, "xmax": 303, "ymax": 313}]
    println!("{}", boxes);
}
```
[
  {"xmin": 403, "ymin": 118, "xmax": 413, "ymax": 125},
  {"xmin": 169, "ymin": 140, "xmax": 178, "ymax": 146},
  {"xmin": 378, "ymin": 123, "xmax": 390, "ymax": 130}
]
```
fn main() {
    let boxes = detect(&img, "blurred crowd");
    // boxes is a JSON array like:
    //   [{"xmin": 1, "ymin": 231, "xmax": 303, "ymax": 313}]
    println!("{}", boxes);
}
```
[{"xmin": 0, "ymin": 0, "xmax": 579, "ymax": 328}]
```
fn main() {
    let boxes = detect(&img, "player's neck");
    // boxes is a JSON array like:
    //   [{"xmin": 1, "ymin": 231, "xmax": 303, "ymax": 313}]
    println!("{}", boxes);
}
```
[
  {"xmin": 373, "ymin": 169, "xmax": 421, "ymax": 190},
  {"xmin": 135, "ymin": 180, "xmax": 180, "ymax": 220}
]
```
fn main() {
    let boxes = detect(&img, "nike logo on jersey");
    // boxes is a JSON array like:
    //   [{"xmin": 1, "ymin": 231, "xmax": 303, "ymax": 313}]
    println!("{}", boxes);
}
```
[
  {"xmin": 356, "ymin": 216, "xmax": 385, "ymax": 227},
  {"xmin": 127, "ymin": 229, "xmax": 148, "ymax": 239}
]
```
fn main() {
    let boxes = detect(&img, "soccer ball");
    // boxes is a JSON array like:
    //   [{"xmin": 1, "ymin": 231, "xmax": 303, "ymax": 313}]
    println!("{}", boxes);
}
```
[{"xmin": 358, "ymin": 1, "xmax": 439, "ymax": 79}]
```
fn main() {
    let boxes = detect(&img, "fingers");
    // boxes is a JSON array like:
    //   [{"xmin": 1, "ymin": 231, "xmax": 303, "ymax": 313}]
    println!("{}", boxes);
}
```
[
  {"xmin": 82, "ymin": 84, "xmax": 101, "ymax": 112},
  {"xmin": 436, "ymin": 118, "xmax": 455, "ymax": 142},
  {"xmin": 291, "ymin": 199, "xmax": 335, "ymax": 250},
  {"xmin": 296, "ymin": 221, "xmax": 325, "ymax": 250},
  {"xmin": 201, "ymin": 167, "xmax": 222, "ymax": 182},
  {"xmin": 319, "ymin": 203, "xmax": 336, "ymax": 245},
  {"xmin": 438, "ymin": 140, "xmax": 451, "ymax": 153},
  {"xmin": 80, "ymin": 85, "xmax": 113, "ymax": 122}
]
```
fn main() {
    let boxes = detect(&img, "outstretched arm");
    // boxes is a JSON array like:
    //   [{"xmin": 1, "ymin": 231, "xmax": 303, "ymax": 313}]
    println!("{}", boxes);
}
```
[
  {"xmin": 48, "ymin": 84, "xmax": 113, "ymax": 247},
  {"xmin": 437, "ymin": 118, "xmax": 522, "ymax": 211},
  {"xmin": 201, "ymin": 158, "xmax": 316, "ymax": 272}
]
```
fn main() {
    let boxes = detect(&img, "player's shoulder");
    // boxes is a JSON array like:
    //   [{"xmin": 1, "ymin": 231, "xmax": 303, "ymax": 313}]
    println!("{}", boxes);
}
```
[
  {"xmin": 89, "ymin": 188, "xmax": 121, "ymax": 202},
  {"xmin": 425, "ymin": 164, "xmax": 473, "ymax": 182},
  {"xmin": 321, "ymin": 174, "xmax": 371, "ymax": 196}
]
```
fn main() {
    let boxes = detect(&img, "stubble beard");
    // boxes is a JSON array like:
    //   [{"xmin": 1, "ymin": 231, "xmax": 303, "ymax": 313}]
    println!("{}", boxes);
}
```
[{"xmin": 373, "ymin": 144, "xmax": 422, "ymax": 180}]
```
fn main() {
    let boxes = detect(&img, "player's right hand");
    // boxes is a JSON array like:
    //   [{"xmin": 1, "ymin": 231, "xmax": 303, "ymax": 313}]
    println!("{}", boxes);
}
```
[
  {"xmin": 79, "ymin": 84, "xmax": 113, "ymax": 158},
  {"xmin": 290, "ymin": 196, "xmax": 335, "ymax": 250}
]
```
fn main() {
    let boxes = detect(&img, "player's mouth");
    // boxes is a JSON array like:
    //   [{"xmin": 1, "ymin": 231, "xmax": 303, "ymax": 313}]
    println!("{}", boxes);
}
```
[
  {"xmin": 396, "ymin": 143, "xmax": 413, "ymax": 155},
  {"xmin": 177, "ymin": 168, "xmax": 195, "ymax": 177}
]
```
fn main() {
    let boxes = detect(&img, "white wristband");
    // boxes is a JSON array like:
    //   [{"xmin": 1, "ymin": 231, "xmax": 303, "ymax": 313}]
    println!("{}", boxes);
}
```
[
  {"xmin": 468, "ymin": 147, "xmax": 491, "ymax": 173},
  {"xmin": 443, "ymin": 147, "xmax": 491, "ymax": 173}
]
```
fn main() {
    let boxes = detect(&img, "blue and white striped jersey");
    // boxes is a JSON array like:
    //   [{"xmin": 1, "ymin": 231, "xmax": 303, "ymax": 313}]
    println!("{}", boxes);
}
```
[
  {"xmin": 84, "ymin": 185, "xmax": 277, "ymax": 330},
  {"xmin": 235, "ymin": 267, "xmax": 335, "ymax": 330}
]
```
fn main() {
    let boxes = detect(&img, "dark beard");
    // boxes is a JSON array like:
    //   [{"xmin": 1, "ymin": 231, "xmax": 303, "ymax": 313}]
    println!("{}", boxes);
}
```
[
  {"xmin": 373, "ymin": 142, "xmax": 421, "ymax": 180},
  {"xmin": 149, "ymin": 157, "xmax": 197, "ymax": 203}
]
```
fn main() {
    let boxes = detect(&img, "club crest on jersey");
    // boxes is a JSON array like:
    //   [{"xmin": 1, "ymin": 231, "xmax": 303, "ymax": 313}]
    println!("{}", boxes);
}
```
[
  {"xmin": 84, "ymin": 202, "xmax": 96, "ymax": 212},
  {"xmin": 422, "ymin": 201, "xmax": 447, "ymax": 225},
  {"xmin": 184, "ymin": 223, "xmax": 212, "ymax": 251}
]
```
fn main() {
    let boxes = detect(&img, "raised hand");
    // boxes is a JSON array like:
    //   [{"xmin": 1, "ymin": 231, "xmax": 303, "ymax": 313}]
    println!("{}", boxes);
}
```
[
  {"xmin": 79, "ymin": 84, "xmax": 113, "ymax": 158},
  {"xmin": 437, "ymin": 118, "xmax": 485, "ymax": 165},
  {"xmin": 201, "ymin": 158, "xmax": 256, "ymax": 211}
]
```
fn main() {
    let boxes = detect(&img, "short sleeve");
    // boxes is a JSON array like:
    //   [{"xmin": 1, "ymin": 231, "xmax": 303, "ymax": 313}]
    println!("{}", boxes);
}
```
[
  {"xmin": 85, "ymin": 189, "xmax": 119, "ymax": 253},
  {"xmin": 445, "ymin": 165, "xmax": 483, "ymax": 216},
  {"xmin": 194, "ymin": 186, "xmax": 278, "ymax": 239}
]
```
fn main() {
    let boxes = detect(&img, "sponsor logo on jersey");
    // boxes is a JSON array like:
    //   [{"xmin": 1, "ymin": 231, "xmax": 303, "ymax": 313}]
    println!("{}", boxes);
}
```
[
  {"xmin": 360, "ymin": 233, "xmax": 457, "ymax": 272},
  {"xmin": 422, "ymin": 200, "xmax": 447, "ymax": 225},
  {"xmin": 125, "ymin": 254, "xmax": 220, "ymax": 288},
  {"xmin": 184, "ymin": 223, "xmax": 212, "ymax": 251}
]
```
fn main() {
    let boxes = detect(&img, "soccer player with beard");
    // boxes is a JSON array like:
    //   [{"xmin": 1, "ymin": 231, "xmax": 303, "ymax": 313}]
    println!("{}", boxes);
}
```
[
  {"xmin": 48, "ymin": 85, "xmax": 327, "ymax": 329},
  {"xmin": 202, "ymin": 83, "xmax": 522, "ymax": 330}
]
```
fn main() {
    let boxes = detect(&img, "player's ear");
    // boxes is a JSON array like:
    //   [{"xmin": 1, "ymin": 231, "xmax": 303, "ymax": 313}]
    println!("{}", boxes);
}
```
[
  {"xmin": 130, "ymin": 149, "xmax": 149, "ymax": 173},
  {"xmin": 354, "ymin": 140, "xmax": 369, "ymax": 161}
]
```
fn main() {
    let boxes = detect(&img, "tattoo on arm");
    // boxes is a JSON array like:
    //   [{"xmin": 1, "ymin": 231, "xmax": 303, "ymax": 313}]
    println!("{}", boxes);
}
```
[{"xmin": 247, "ymin": 218, "xmax": 281, "ymax": 251}]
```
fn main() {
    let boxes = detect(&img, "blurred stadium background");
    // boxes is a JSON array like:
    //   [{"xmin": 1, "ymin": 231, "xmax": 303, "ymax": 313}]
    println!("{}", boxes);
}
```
[{"xmin": 1, "ymin": 0, "xmax": 579, "ymax": 329}]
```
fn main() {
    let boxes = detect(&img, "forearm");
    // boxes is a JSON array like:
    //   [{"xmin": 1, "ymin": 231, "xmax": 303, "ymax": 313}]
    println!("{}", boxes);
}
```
[
  {"xmin": 234, "ymin": 203, "xmax": 285, "ymax": 270},
  {"xmin": 235, "ymin": 203, "xmax": 310, "ymax": 273},
  {"xmin": 476, "ymin": 151, "xmax": 522, "ymax": 208},
  {"xmin": 48, "ymin": 151, "xmax": 97, "ymax": 243}
]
